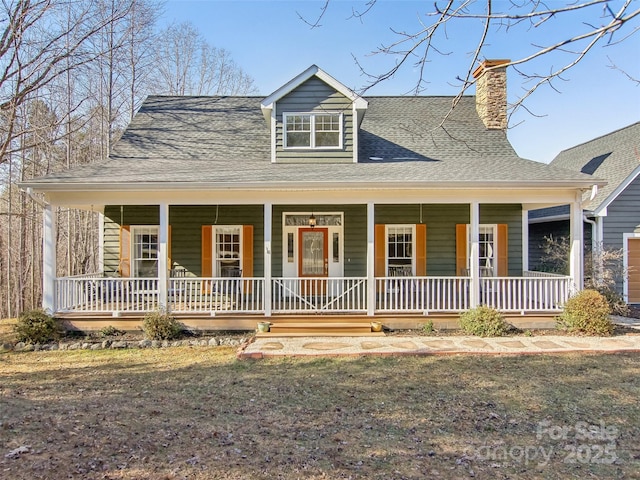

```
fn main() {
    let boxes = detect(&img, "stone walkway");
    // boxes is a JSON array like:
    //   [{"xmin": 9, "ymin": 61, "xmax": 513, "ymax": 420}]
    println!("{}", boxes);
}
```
[{"xmin": 239, "ymin": 316, "xmax": 640, "ymax": 358}]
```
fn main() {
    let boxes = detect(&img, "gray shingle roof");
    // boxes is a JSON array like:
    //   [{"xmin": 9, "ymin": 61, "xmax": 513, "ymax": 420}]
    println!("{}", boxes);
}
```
[
  {"xmin": 549, "ymin": 122, "xmax": 640, "ymax": 211},
  {"xmin": 24, "ymin": 95, "xmax": 598, "ymax": 188}
]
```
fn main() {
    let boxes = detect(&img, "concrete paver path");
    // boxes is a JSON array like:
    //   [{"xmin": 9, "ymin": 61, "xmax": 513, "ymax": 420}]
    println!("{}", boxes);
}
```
[{"xmin": 240, "ymin": 334, "xmax": 640, "ymax": 358}]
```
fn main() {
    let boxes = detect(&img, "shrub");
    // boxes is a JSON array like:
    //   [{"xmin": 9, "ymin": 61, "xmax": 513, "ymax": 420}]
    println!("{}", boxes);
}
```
[
  {"xmin": 459, "ymin": 306, "xmax": 511, "ymax": 337},
  {"xmin": 14, "ymin": 309, "xmax": 60, "ymax": 343},
  {"xmin": 141, "ymin": 310, "xmax": 182, "ymax": 340},
  {"xmin": 556, "ymin": 289, "xmax": 613, "ymax": 336},
  {"xmin": 595, "ymin": 286, "xmax": 629, "ymax": 317},
  {"xmin": 100, "ymin": 325, "xmax": 124, "ymax": 337},
  {"xmin": 421, "ymin": 320, "xmax": 434, "ymax": 335}
]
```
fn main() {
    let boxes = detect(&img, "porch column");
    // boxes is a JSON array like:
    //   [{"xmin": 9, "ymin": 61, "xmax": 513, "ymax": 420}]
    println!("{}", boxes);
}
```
[
  {"xmin": 569, "ymin": 193, "xmax": 583, "ymax": 292},
  {"xmin": 42, "ymin": 204, "xmax": 57, "ymax": 314},
  {"xmin": 367, "ymin": 202, "xmax": 375, "ymax": 316},
  {"xmin": 264, "ymin": 203, "xmax": 272, "ymax": 317},
  {"xmin": 469, "ymin": 202, "xmax": 480, "ymax": 308},
  {"xmin": 158, "ymin": 203, "xmax": 169, "ymax": 310},
  {"xmin": 521, "ymin": 209, "xmax": 529, "ymax": 272}
]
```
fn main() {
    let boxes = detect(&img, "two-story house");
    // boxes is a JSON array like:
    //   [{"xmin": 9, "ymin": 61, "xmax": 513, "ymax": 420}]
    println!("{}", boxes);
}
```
[{"xmin": 22, "ymin": 62, "xmax": 600, "ymax": 332}]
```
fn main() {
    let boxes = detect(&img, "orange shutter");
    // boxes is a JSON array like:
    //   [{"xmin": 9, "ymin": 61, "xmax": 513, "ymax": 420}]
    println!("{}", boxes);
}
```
[
  {"xmin": 374, "ymin": 224, "xmax": 386, "ymax": 277},
  {"xmin": 416, "ymin": 224, "xmax": 427, "ymax": 276},
  {"xmin": 242, "ymin": 225, "xmax": 254, "ymax": 277},
  {"xmin": 497, "ymin": 223, "xmax": 508, "ymax": 276},
  {"xmin": 119, "ymin": 226, "xmax": 131, "ymax": 277},
  {"xmin": 201, "ymin": 225, "xmax": 212, "ymax": 277},
  {"xmin": 167, "ymin": 225, "xmax": 172, "ymax": 271},
  {"xmin": 242, "ymin": 225, "xmax": 254, "ymax": 294},
  {"xmin": 455, "ymin": 224, "xmax": 467, "ymax": 276}
]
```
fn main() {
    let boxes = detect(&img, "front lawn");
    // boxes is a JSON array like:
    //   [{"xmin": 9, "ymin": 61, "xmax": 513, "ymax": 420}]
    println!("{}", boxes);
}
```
[{"xmin": 0, "ymin": 348, "xmax": 638, "ymax": 479}]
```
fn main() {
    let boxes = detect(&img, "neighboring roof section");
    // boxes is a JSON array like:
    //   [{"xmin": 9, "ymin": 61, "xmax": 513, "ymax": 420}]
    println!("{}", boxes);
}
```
[{"xmin": 550, "ymin": 122, "xmax": 640, "ymax": 213}]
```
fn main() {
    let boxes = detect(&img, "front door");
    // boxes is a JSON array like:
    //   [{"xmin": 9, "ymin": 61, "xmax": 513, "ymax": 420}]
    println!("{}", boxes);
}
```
[
  {"xmin": 627, "ymin": 237, "xmax": 640, "ymax": 303},
  {"xmin": 299, "ymin": 228, "xmax": 328, "ymax": 295}
]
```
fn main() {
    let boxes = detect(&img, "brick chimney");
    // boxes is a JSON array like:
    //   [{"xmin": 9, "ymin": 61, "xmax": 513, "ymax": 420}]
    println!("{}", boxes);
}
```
[{"xmin": 472, "ymin": 59, "xmax": 510, "ymax": 130}]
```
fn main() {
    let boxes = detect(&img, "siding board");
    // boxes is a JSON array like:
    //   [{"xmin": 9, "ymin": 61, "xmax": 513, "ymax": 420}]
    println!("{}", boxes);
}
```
[{"xmin": 275, "ymin": 77, "xmax": 353, "ymax": 164}]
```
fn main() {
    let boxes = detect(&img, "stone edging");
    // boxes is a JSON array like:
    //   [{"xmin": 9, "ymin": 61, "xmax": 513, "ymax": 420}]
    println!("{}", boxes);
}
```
[{"xmin": 1, "ymin": 336, "xmax": 250, "ymax": 353}]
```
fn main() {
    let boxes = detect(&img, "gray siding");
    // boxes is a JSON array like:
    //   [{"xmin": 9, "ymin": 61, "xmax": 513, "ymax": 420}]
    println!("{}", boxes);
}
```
[
  {"xmin": 104, "ymin": 205, "xmax": 264, "ymax": 276},
  {"xmin": 275, "ymin": 77, "xmax": 354, "ymax": 163},
  {"xmin": 603, "ymin": 175, "xmax": 640, "ymax": 250}
]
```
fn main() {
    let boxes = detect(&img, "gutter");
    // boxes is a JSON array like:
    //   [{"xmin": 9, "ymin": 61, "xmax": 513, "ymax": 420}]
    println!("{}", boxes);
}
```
[{"xmin": 19, "ymin": 179, "xmax": 604, "ymax": 193}]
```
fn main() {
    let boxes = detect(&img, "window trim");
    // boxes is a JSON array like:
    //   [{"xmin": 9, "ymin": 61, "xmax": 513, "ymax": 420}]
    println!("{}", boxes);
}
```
[
  {"xmin": 282, "ymin": 112, "xmax": 343, "ymax": 150},
  {"xmin": 386, "ymin": 224, "xmax": 416, "ymax": 276},
  {"xmin": 131, "ymin": 225, "xmax": 159, "ymax": 278},
  {"xmin": 467, "ymin": 224, "xmax": 497, "ymax": 277}
]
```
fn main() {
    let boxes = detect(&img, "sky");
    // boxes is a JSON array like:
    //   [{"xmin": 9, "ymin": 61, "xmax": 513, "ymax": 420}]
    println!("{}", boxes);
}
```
[{"xmin": 160, "ymin": 0, "xmax": 640, "ymax": 164}]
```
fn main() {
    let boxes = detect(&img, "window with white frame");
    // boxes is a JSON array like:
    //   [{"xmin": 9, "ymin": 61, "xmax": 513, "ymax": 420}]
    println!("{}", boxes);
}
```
[
  {"xmin": 215, "ymin": 226, "xmax": 242, "ymax": 277},
  {"xmin": 387, "ymin": 225, "xmax": 414, "ymax": 276},
  {"xmin": 468, "ymin": 224, "xmax": 496, "ymax": 276},
  {"xmin": 132, "ymin": 226, "xmax": 159, "ymax": 277},
  {"xmin": 283, "ymin": 113, "xmax": 342, "ymax": 149}
]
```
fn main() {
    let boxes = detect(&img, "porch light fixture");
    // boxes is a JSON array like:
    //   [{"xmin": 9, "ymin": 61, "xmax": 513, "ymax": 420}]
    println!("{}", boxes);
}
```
[{"xmin": 308, "ymin": 213, "xmax": 316, "ymax": 228}]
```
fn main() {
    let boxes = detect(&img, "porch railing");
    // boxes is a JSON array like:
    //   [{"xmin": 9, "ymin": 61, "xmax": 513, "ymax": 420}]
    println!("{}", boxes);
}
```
[
  {"xmin": 56, "ymin": 276, "xmax": 159, "ymax": 313},
  {"xmin": 55, "ymin": 273, "xmax": 571, "ymax": 315},
  {"xmin": 168, "ymin": 277, "xmax": 265, "ymax": 314},
  {"xmin": 272, "ymin": 277, "xmax": 367, "ymax": 313},
  {"xmin": 375, "ymin": 276, "xmax": 470, "ymax": 312},
  {"xmin": 480, "ymin": 276, "xmax": 571, "ymax": 312}
]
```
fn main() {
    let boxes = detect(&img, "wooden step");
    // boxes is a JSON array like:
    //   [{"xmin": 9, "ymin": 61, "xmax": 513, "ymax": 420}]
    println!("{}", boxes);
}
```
[{"xmin": 265, "ymin": 322, "xmax": 380, "ymax": 336}]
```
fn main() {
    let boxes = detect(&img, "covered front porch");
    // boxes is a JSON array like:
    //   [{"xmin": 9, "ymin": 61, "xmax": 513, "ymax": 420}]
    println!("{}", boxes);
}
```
[{"xmin": 39, "ymin": 186, "xmax": 586, "ymax": 331}]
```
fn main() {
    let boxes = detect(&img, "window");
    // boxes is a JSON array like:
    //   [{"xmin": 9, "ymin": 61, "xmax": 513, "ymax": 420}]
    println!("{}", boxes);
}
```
[
  {"xmin": 132, "ymin": 226, "xmax": 158, "ymax": 277},
  {"xmin": 215, "ymin": 226, "xmax": 241, "ymax": 277},
  {"xmin": 467, "ymin": 224, "xmax": 496, "ymax": 276},
  {"xmin": 387, "ymin": 225, "xmax": 414, "ymax": 276},
  {"xmin": 284, "ymin": 113, "xmax": 342, "ymax": 149}
]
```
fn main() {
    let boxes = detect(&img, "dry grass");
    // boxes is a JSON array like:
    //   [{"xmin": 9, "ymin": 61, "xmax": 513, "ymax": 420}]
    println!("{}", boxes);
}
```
[
  {"xmin": 0, "ymin": 347, "xmax": 639, "ymax": 479},
  {"xmin": 0, "ymin": 318, "xmax": 18, "ymax": 343}
]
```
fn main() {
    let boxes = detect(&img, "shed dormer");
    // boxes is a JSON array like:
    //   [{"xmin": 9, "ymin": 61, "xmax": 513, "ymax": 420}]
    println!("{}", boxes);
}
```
[{"xmin": 261, "ymin": 65, "xmax": 368, "ymax": 163}]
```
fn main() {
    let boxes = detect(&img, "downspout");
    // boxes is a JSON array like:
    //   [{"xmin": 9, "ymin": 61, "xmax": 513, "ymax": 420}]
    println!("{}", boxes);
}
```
[{"xmin": 583, "ymin": 214, "xmax": 598, "ymax": 286}]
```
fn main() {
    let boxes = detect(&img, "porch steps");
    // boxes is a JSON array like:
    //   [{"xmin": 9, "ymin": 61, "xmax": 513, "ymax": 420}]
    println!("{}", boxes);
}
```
[{"xmin": 266, "ymin": 322, "xmax": 379, "ymax": 336}]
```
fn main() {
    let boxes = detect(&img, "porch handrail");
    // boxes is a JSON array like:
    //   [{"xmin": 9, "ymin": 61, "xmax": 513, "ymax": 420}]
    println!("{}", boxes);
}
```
[
  {"xmin": 480, "ymin": 275, "xmax": 571, "ymax": 312},
  {"xmin": 375, "ymin": 276, "xmax": 470, "ymax": 313},
  {"xmin": 56, "ymin": 276, "xmax": 159, "ymax": 313},
  {"xmin": 169, "ymin": 277, "xmax": 265, "ymax": 314},
  {"xmin": 523, "ymin": 270, "xmax": 567, "ymax": 278}
]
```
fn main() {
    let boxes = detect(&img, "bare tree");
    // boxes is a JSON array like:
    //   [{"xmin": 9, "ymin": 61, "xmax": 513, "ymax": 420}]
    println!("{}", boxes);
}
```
[
  {"xmin": 0, "ymin": 0, "xmax": 136, "ymax": 167},
  {"xmin": 152, "ymin": 21, "xmax": 256, "ymax": 96},
  {"xmin": 299, "ymin": 0, "xmax": 639, "ymax": 123}
]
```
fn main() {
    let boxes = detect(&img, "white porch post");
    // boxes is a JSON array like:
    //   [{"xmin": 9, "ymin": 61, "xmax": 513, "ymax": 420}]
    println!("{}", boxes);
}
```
[
  {"xmin": 98, "ymin": 212, "xmax": 104, "ymax": 273},
  {"xmin": 469, "ymin": 202, "xmax": 480, "ymax": 308},
  {"xmin": 42, "ymin": 204, "xmax": 57, "ymax": 314},
  {"xmin": 158, "ymin": 203, "xmax": 169, "ymax": 310},
  {"xmin": 522, "ymin": 209, "xmax": 529, "ymax": 272},
  {"xmin": 264, "ymin": 203, "xmax": 272, "ymax": 317},
  {"xmin": 367, "ymin": 202, "xmax": 375, "ymax": 316},
  {"xmin": 570, "ymin": 193, "xmax": 584, "ymax": 292}
]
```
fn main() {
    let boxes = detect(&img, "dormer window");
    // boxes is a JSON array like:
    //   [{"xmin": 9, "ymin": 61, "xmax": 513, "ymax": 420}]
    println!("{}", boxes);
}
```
[{"xmin": 284, "ymin": 112, "xmax": 342, "ymax": 149}]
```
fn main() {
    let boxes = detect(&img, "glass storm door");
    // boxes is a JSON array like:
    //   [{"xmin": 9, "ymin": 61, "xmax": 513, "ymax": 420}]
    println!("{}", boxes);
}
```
[{"xmin": 298, "ymin": 228, "xmax": 328, "ymax": 295}]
